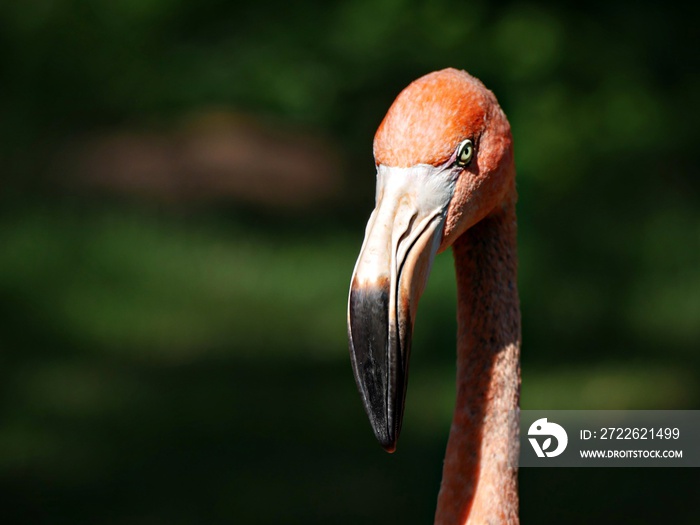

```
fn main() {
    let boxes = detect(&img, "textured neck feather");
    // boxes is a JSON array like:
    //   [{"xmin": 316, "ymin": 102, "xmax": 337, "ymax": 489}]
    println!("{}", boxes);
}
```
[{"xmin": 434, "ymin": 202, "xmax": 521, "ymax": 525}]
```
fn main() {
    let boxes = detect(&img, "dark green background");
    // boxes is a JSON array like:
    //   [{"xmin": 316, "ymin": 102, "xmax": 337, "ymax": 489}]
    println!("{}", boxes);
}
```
[{"xmin": 1, "ymin": 1, "xmax": 698, "ymax": 523}]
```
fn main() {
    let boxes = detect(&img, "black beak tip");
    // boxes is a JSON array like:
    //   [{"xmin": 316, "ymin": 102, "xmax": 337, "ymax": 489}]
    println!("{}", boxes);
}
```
[
  {"xmin": 348, "ymin": 283, "xmax": 408, "ymax": 454},
  {"xmin": 368, "ymin": 421, "xmax": 398, "ymax": 453},
  {"xmin": 380, "ymin": 439, "xmax": 397, "ymax": 454}
]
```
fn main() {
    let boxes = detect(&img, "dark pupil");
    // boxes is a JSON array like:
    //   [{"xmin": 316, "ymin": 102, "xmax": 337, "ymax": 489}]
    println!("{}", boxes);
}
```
[{"xmin": 461, "ymin": 145, "xmax": 470, "ymax": 160}]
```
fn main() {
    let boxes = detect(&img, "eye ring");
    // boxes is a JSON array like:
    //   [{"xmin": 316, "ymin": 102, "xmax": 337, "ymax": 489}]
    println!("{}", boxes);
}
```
[{"xmin": 455, "ymin": 139, "xmax": 474, "ymax": 167}]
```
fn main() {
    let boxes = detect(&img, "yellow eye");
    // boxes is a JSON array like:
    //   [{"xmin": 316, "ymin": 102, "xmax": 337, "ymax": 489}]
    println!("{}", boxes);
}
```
[{"xmin": 456, "ymin": 139, "xmax": 474, "ymax": 167}]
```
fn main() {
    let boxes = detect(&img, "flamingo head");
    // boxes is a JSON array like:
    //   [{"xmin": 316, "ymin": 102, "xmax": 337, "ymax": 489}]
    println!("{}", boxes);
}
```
[{"xmin": 348, "ymin": 68, "xmax": 515, "ymax": 451}]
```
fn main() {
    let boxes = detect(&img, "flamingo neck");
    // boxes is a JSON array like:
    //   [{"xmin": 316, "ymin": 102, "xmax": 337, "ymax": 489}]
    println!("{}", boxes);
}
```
[{"xmin": 435, "ymin": 203, "xmax": 521, "ymax": 525}]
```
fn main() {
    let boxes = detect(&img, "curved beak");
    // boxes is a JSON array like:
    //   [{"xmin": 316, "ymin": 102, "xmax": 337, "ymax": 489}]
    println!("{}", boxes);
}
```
[{"xmin": 348, "ymin": 165, "xmax": 456, "ymax": 452}]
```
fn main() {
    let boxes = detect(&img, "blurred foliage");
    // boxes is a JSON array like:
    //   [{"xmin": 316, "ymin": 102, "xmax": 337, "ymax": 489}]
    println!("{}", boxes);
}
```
[{"xmin": 0, "ymin": 0, "xmax": 699, "ymax": 524}]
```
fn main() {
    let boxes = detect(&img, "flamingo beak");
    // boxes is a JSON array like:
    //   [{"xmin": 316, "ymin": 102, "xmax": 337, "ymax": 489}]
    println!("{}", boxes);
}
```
[{"xmin": 348, "ymin": 164, "xmax": 456, "ymax": 452}]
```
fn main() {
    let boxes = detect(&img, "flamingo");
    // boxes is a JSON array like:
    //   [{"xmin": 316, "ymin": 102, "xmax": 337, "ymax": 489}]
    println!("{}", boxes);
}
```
[{"xmin": 348, "ymin": 68, "xmax": 520, "ymax": 524}]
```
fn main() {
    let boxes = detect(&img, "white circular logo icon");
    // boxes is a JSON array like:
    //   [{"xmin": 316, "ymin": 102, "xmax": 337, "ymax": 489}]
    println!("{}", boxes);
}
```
[{"xmin": 528, "ymin": 418, "xmax": 568, "ymax": 458}]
